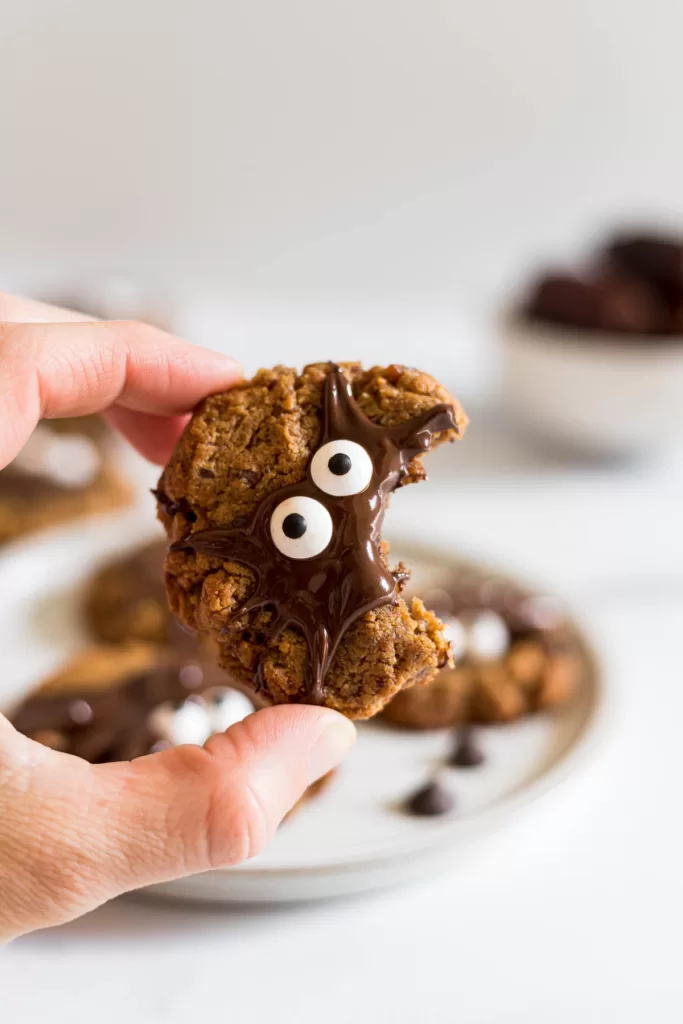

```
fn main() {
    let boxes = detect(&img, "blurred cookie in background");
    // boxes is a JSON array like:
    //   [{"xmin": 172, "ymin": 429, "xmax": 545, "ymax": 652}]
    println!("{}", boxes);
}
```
[
  {"xmin": 85, "ymin": 540, "xmax": 170, "ymax": 646},
  {"xmin": 0, "ymin": 416, "xmax": 131, "ymax": 544},
  {"xmin": 10, "ymin": 641, "xmax": 333, "ymax": 814},
  {"xmin": 382, "ymin": 567, "xmax": 582, "ymax": 729},
  {"xmin": 10, "ymin": 642, "xmax": 251, "ymax": 761}
]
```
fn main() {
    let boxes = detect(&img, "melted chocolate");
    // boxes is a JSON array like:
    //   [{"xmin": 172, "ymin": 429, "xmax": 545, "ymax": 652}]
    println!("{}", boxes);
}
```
[
  {"xmin": 11, "ymin": 658, "xmax": 216, "ymax": 763},
  {"xmin": 172, "ymin": 364, "xmax": 458, "ymax": 703}
]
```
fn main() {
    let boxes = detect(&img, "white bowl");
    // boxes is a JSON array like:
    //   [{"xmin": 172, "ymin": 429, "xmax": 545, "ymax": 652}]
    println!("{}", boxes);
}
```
[{"xmin": 500, "ymin": 317, "xmax": 683, "ymax": 458}]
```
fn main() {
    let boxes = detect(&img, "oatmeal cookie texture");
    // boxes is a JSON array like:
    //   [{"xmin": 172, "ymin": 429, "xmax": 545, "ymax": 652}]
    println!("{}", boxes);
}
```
[{"xmin": 156, "ymin": 362, "xmax": 467, "ymax": 719}]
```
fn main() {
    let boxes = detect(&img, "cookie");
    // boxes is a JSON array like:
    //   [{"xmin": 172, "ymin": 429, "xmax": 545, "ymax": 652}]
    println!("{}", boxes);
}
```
[
  {"xmin": 156, "ymin": 362, "xmax": 467, "ymax": 719},
  {"xmin": 11, "ymin": 643, "xmax": 333, "ymax": 812},
  {"xmin": 85, "ymin": 540, "xmax": 171, "ymax": 646},
  {"xmin": 0, "ymin": 416, "xmax": 131, "ymax": 544},
  {"xmin": 10, "ymin": 644, "xmax": 214, "ymax": 761},
  {"xmin": 382, "ymin": 569, "xmax": 582, "ymax": 728}
]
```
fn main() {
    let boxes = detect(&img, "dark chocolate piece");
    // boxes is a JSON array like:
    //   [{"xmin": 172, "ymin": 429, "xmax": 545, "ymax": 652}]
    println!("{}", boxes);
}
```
[
  {"xmin": 172, "ymin": 364, "xmax": 458, "ymax": 704},
  {"xmin": 449, "ymin": 729, "xmax": 485, "ymax": 768},
  {"xmin": 523, "ymin": 271, "xmax": 670, "ymax": 335},
  {"xmin": 404, "ymin": 780, "xmax": 454, "ymax": 817},
  {"xmin": 606, "ymin": 233, "xmax": 683, "ymax": 298}
]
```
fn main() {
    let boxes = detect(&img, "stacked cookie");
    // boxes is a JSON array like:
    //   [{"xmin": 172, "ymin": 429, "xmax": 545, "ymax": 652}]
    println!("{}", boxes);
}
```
[
  {"xmin": 9, "ymin": 362, "xmax": 581, "ymax": 813},
  {"xmin": 11, "ymin": 539, "xmax": 336, "ymax": 813}
]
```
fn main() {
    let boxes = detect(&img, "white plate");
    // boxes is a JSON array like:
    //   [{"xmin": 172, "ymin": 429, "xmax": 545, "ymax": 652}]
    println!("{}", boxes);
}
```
[{"xmin": 0, "ymin": 512, "xmax": 606, "ymax": 903}]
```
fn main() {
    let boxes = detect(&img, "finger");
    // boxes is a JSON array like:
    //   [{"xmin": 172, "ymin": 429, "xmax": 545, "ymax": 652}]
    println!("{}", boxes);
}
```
[
  {"xmin": 0, "ymin": 319, "xmax": 241, "ymax": 469},
  {"xmin": 104, "ymin": 408, "xmax": 191, "ymax": 465},
  {"xmin": 0, "ymin": 706, "xmax": 355, "ymax": 939}
]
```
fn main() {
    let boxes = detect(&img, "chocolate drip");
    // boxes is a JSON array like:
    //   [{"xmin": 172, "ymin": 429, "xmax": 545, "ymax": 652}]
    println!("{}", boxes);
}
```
[{"xmin": 172, "ymin": 364, "xmax": 458, "ymax": 704}]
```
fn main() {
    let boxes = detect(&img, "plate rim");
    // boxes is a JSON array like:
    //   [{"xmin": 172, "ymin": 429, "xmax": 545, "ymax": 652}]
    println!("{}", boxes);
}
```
[
  {"xmin": 0, "ymin": 523, "xmax": 609, "ymax": 887},
  {"xmin": 220, "ymin": 537, "xmax": 609, "ymax": 879}
]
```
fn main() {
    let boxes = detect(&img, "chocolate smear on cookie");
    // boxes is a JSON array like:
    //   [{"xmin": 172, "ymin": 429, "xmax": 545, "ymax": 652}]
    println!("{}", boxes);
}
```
[{"xmin": 172, "ymin": 363, "xmax": 458, "ymax": 704}]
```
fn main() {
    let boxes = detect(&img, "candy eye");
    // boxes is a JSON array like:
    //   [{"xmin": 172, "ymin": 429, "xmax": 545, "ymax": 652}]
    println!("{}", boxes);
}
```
[
  {"xmin": 310, "ymin": 440, "xmax": 373, "ymax": 497},
  {"xmin": 270, "ymin": 496, "xmax": 333, "ymax": 559}
]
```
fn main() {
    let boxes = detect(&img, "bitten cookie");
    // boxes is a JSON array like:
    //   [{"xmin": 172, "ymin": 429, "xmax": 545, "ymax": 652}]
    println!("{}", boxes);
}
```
[
  {"xmin": 382, "ymin": 568, "xmax": 582, "ymax": 728},
  {"xmin": 0, "ymin": 415, "xmax": 131, "ymax": 544},
  {"xmin": 156, "ymin": 362, "xmax": 467, "ymax": 719}
]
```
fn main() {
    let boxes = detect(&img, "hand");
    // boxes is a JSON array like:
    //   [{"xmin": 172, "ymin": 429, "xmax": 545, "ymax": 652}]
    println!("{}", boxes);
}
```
[{"xmin": 0, "ymin": 292, "xmax": 356, "ymax": 942}]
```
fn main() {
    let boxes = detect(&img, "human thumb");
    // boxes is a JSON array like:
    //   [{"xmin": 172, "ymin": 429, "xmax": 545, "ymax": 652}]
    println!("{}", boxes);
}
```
[{"xmin": 0, "ymin": 706, "xmax": 355, "ymax": 940}]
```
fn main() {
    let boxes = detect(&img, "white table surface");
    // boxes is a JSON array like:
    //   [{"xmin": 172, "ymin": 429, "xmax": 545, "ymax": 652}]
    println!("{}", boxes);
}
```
[{"xmin": 3, "ymin": 408, "xmax": 683, "ymax": 1023}]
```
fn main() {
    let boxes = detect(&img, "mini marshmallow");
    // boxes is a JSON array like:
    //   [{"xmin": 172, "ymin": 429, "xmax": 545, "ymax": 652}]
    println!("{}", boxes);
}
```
[
  {"xmin": 148, "ymin": 699, "xmax": 212, "ymax": 747},
  {"xmin": 466, "ymin": 611, "xmax": 510, "ymax": 660},
  {"xmin": 206, "ymin": 688, "xmax": 255, "ymax": 733},
  {"xmin": 148, "ymin": 688, "xmax": 256, "ymax": 749}
]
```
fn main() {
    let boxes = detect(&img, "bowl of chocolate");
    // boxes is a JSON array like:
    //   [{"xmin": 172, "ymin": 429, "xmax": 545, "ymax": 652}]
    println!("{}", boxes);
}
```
[{"xmin": 501, "ymin": 230, "xmax": 683, "ymax": 457}]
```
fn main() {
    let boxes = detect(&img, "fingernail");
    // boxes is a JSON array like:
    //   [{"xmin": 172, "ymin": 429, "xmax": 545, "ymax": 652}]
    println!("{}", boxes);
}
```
[{"xmin": 307, "ymin": 715, "xmax": 356, "ymax": 785}]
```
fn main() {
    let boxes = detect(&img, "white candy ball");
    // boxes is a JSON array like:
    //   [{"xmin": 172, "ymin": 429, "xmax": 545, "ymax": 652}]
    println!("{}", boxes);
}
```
[
  {"xmin": 466, "ymin": 611, "xmax": 510, "ymax": 660},
  {"xmin": 310, "ymin": 439, "xmax": 373, "ymax": 497},
  {"xmin": 270, "ymin": 495, "xmax": 333, "ymax": 559},
  {"xmin": 148, "ymin": 700, "xmax": 212, "ymax": 747},
  {"xmin": 206, "ymin": 689, "xmax": 255, "ymax": 733}
]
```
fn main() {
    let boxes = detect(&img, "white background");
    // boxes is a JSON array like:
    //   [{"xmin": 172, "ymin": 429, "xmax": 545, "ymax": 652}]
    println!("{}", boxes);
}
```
[
  {"xmin": 2, "ymin": 2, "xmax": 683, "ymax": 1019},
  {"xmin": 2, "ymin": 0, "xmax": 683, "ymax": 316}
]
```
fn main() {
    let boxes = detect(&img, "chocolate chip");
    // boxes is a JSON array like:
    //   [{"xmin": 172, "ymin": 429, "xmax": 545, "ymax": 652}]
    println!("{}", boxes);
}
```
[
  {"xmin": 449, "ymin": 729, "xmax": 485, "ymax": 768},
  {"xmin": 404, "ymin": 780, "xmax": 454, "ymax": 817},
  {"xmin": 231, "ymin": 469, "xmax": 260, "ymax": 488}
]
